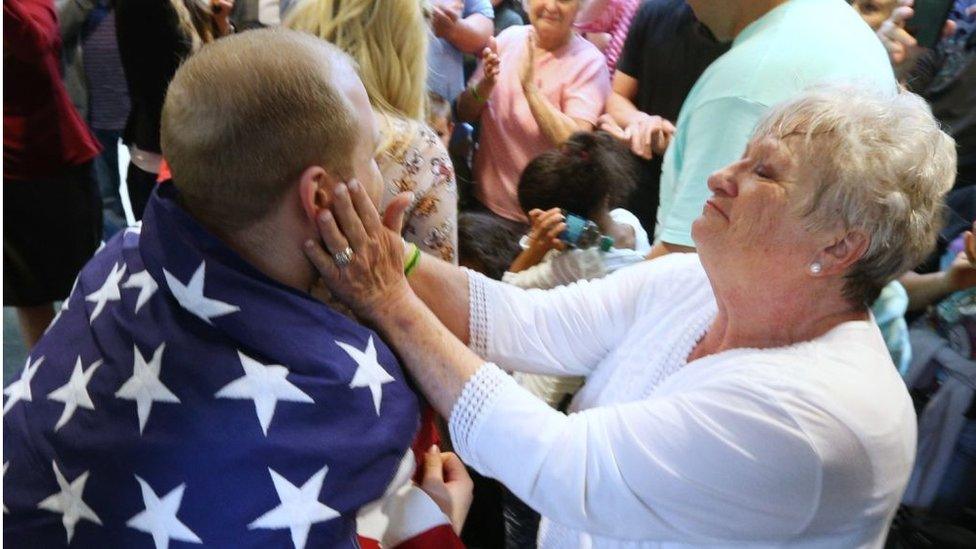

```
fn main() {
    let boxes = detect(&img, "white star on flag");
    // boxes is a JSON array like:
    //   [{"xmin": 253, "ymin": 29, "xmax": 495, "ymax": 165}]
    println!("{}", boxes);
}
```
[
  {"xmin": 115, "ymin": 344, "xmax": 180, "ymax": 434},
  {"xmin": 215, "ymin": 351, "xmax": 313, "ymax": 435},
  {"xmin": 337, "ymin": 336, "xmax": 394, "ymax": 416},
  {"xmin": 248, "ymin": 466, "xmax": 340, "ymax": 549},
  {"xmin": 127, "ymin": 476, "xmax": 202, "ymax": 549},
  {"xmin": 3, "ymin": 355, "xmax": 43, "ymax": 415},
  {"xmin": 47, "ymin": 357, "xmax": 103, "ymax": 431},
  {"xmin": 122, "ymin": 270, "xmax": 159, "ymax": 314},
  {"xmin": 163, "ymin": 261, "xmax": 240, "ymax": 324},
  {"xmin": 37, "ymin": 461, "xmax": 102, "ymax": 543},
  {"xmin": 85, "ymin": 262, "xmax": 127, "ymax": 323}
]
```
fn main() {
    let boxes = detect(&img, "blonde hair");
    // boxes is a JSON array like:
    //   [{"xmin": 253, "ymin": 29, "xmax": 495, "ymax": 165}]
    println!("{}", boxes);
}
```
[
  {"xmin": 168, "ymin": 0, "xmax": 217, "ymax": 51},
  {"xmin": 161, "ymin": 29, "xmax": 359, "ymax": 232},
  {"xmin": 754, "ymin": 85, "xmax": 957, "ymax": 304},
  {"xmin": 285, "ymin": 0, "xmax": 429, "ymax": 154}
]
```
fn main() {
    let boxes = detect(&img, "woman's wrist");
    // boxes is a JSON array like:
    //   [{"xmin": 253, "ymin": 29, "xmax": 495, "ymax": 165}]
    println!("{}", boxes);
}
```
[
  {"xmin": 366, "ymin": 285, "xmax": 424, "ymax": 335},
  {"xmin": 471, "ymin": 81, "xmax": 492, "ymax": 103}
]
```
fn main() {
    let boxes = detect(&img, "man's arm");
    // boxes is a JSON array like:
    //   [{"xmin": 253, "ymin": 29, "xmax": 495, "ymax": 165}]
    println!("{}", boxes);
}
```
[
  {"xmin": 605, "ymin": 71, "xmax": 642, "ymax": 127},
  {"xmin": 646, "ymin": 241, "xmax": 696, "ymax": 260},
  {"xmin": 602, "ymin": 71, "xmax": 675, "ymax": 160},
  {"xmin": 443, "ymin": 13, "xmax": 492, "ymax": 53},
  {"xmin": 431, "ymin": 0, "xmax": 492, "ymax": 54}
]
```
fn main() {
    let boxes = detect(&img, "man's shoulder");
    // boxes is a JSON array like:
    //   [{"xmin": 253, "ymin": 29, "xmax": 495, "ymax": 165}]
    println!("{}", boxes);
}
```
[{"xmin": 717, "ymin": 0, "xmax": 894, "ymax": 98}]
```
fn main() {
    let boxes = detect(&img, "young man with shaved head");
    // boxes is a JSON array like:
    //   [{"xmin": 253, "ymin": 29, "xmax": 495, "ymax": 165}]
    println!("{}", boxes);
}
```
[{"xmin": 3, "ymin": 28, "xmax": 468, "ymax": 548}]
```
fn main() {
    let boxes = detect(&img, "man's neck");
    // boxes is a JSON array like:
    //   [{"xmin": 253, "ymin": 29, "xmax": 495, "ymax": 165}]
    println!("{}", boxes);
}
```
[
  {"xmin": 221, "ymin": 222, "xmax": 316, "ymax": 295},
  {"xmin": 727, "ymin": 0, "xmax": 789, "ymax": 41}
]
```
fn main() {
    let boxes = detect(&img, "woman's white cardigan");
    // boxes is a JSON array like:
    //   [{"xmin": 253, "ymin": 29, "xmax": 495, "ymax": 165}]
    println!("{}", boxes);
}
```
[{"xmin": 449, "ymin": 253, "xmax": 916, "ymax": 548}]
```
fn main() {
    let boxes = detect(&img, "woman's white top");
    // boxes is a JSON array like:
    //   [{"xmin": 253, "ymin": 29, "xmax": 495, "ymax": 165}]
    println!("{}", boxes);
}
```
[{"xmin": 449, "ymin": 253, "xmax": 916, "ymax": 548}]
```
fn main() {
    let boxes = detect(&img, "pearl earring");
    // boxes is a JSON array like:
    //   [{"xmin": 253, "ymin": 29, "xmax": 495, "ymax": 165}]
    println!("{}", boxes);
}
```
[{"xmin": 810, "ymin": 262, "xmax": 822, "ymax": 274}]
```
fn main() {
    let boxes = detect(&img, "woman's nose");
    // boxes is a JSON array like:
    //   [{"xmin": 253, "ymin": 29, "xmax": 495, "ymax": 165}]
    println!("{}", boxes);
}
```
[{"xmin": 706, "ymin": 167, "xmax": 738, "ymax": 198}]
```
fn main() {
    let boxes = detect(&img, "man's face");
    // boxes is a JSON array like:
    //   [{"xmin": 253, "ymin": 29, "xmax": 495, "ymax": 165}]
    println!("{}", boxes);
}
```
[{"xmin": 337, "ymin": 70, "xmax": 384, "ymax": 206}]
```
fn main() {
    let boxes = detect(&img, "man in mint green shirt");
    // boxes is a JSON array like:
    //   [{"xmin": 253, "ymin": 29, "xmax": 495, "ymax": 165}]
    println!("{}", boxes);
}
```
[{"xmin": 651, "ymin": 0, "xmax": 896, "ymax": 255}]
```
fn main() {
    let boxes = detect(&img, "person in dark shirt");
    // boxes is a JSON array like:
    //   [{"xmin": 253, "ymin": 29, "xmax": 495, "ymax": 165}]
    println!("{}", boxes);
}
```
[
  {"xmin": 115, "ymin": 0, "xmax": 233, "ymax": 220},
  {"xmin": 599, "ymin": 0, "xmax": 729, "ymax": 232}
]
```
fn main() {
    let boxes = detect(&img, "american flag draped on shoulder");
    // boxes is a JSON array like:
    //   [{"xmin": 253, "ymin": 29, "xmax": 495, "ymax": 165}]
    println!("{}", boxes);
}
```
[{"xmin": 3, "ymin": 182, "xmax": 461, "ymax": 548}]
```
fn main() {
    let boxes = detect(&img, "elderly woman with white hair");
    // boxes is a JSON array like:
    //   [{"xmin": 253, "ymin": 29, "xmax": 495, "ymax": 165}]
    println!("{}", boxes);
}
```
[{"xmin": 303, "ymin": 86, "xmax": 956, "ymax": 547}]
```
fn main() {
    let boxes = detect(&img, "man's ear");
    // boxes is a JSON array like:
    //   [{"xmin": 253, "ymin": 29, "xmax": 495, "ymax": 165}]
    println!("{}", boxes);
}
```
[
  {"xmin": 298, "ymin": 165, "xmax": 340, "ymax": 223},
  {"xmin": 815, "ymin": 229, "xmax": 870, "ymax": 276}
]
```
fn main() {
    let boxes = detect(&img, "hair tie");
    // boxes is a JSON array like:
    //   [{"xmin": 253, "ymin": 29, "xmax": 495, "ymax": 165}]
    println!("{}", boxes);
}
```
[{"xmin": 561, "ymin": 145, "xmax": 589, "ymax": 162}]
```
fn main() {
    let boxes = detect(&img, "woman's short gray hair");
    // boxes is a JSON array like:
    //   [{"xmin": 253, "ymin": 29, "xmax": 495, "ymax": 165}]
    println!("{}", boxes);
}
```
[{"xmin": 753, "ymin": 85, "xmax": 957, "ymax": 305}]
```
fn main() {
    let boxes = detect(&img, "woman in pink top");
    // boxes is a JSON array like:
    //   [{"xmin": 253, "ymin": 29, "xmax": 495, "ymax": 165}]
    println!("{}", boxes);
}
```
[{"xmin": 457, "ymin": 0, "xmax": 611, "ymax": 223}]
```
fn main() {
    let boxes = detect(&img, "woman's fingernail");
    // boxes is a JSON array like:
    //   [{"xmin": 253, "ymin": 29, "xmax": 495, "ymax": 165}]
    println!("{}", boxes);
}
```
[
  {"xmin": 319, "ymin": 210, "xmax": 331, "ymax": 223},
  {"xmin": 336, "ymin": 183, "xmax": 347, "ymax": 195},
  {"xmin": 304, "ymin": 239, "xmax": 315, "ymax": 250},
  {"xmin": 348, "ymin": 179, "xmax": 360, "ymax": 192}
]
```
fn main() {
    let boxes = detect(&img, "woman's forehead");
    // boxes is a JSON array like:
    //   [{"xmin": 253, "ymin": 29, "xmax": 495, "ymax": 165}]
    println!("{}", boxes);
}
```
[{"xmin": 748, "ymin": 135, "xmax": 797, "ymax": 165}]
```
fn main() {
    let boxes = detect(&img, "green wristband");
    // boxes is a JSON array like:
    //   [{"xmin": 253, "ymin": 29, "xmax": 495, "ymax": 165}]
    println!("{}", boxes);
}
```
[
  {"xmin": 470, "ymin": 85, "xmax": 487, "ymax": 103},
  {"xmin": 404, "ymin": 244, "xmax": 422, "ymax": 276}
]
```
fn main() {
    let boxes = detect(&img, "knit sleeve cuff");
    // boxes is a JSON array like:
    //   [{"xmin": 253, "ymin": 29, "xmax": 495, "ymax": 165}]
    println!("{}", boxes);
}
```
[
  {"xmin": 448, "ymin": 363, "xmax": 515, "ymax": 463},
  {"xmin": 466, "ymin": 269, "xmax": 493, "ymax": 358}
]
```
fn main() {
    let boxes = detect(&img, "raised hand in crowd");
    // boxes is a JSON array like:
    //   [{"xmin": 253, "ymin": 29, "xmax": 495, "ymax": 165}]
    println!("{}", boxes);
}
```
[
  {"xmin": 431, "ymin": 0, "xmax": 464, "ymax": 39},
  {"xmin": 946, "ymin": 246, "xmax": 976, "ymax": 294},
  {"xmin": 419, "ymin": 445, "xmax": 475, "ymax": 535},
  {"xmin": 457, "ymin": 35, "xmax": 499, "ymax": 122},
  {"xmin": 877, "ymin": 0, "xmax": 956, "ymax": 68},
  {"xmin": 482, "ymin": 36, "xmax": 501, "ymax": 87},
  {"xmin": 509, "ymin": 208, "xmax": 567, "ymax": 273},
  {"xmin": 210, "ymin": 0, "xmax": 236, "ymax": 36}
]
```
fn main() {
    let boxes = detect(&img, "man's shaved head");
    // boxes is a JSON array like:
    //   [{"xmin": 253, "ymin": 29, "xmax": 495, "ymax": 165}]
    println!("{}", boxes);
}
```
[{"xmin": 161, "ymin": 28, "xmax": 359, "ymax": 232}]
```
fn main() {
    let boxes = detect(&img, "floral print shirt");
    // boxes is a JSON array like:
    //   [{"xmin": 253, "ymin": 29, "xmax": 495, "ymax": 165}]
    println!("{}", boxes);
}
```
[{"xmin": 378, "ymin": 119, "xmax": 459, "ymax": 264}]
